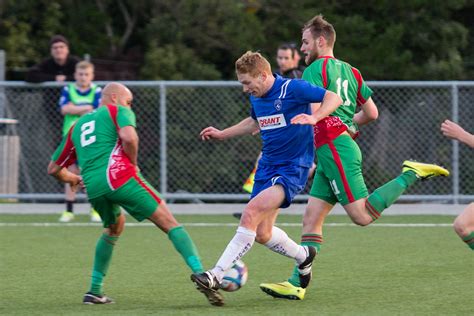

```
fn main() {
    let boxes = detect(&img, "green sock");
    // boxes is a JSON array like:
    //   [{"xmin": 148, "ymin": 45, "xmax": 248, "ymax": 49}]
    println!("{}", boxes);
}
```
[
  {"xmin": 462, "ymin": 232, "xmax": 474, "ymax": 250},
  {"xmin": 366, "ymin": 171, "xmax": 418, "ymax": 220},
  {"xmin": 288, "ymin": 234, "xmax": 323, "ymax": 287},
  {"xmin": 168, "ymin": 226, "xmax": 204, "ymax": 273},
  {"xmin": 89, "ymin": 234, "xmax": 118, "ymax": 295}
]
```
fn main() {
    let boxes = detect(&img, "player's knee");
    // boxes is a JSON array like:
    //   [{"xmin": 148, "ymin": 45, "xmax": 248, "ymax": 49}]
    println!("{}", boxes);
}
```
[
  {"xmin": 352, "ymin": 216, "xmax": 372, "ymax": 227},
  {"xmin": 105, "ymin": 214, "xmax": 125, "ymax": 236},
  {"xmin": 240, "ymin": 208, "xmax": 259, "ymax": 227},
  {"xmin": 453, "ymin": 216, "xmax": 468, "ymax": 237},
  {"xmin": 105, "ymin": 225, "xmax": 123, "ymax": 237},
  {"xmin": 255, "ymin": 229, "xmax": 272, "ymax": 244}
]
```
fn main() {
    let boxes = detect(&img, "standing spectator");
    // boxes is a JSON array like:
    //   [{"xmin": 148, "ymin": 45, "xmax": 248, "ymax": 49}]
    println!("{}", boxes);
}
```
[
  {"xmin": 25, "ymin": 35, "xmax": 80, "ymax": 83},
  {"xmin": 287, "ymin": 42, "xmax": 306, "ymax": 73},
  {"xmin": 276, "ymin": 43, "xmax": 302, "ymax": 79},
  {"xmin": 58, "ymin": 61, "xmax": 102, "ymax": 223}
]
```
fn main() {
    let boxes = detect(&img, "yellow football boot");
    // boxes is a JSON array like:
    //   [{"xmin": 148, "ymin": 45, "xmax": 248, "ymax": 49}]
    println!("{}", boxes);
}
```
[
  {"xmin": 402, "ymin": 160, "xmax": 449, "ymax": 180},
  {"xmin": 259, "ymin": 281, "xmax": 306, "ymax": 300}
]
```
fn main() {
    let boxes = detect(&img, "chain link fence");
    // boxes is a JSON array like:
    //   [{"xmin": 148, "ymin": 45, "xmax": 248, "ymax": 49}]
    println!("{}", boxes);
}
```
[{"xmin": 0, "ymin": 81, "xmax": 472, "ymax": 203}]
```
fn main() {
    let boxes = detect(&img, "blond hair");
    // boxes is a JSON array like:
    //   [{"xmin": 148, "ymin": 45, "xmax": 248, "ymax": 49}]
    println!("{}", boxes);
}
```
[
  {"xmin": 303, "ymin": 14, "xmax": 336, "ymax": 47},
  {"xmin": 235, "ymin": 51, "xmax": 272, "ymax": 77},
  {"xmin": 75, "ymin": 60, "xmax": 94, "ymax": 71}
]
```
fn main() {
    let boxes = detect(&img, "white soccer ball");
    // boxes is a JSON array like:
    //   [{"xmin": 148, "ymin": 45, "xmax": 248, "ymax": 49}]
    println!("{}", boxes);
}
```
[{"xmin": 220, "ymin": 260, "xmax": 248, "ymax": 292}]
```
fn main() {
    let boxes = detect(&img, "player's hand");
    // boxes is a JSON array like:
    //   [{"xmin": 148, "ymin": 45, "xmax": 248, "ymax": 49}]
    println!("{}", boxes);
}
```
[
  {"xmin": 441, "ymin": 120, "xmax": 466, "ymax": 140},
  {"xmin": 291, "ymin": 114, "xmax": 317, "ymax": 125},
  {"xmin": 55, "ymin": 75, "xmax": 66, "ymax": 82},
  {"xmin": 347, "ymin": 123, "xmax": 360, "ymax": 140},
  {"xmin": 69, "ymin": 175, "xmax": 83, "ymax": 193},
  {"xmin": 200, "ymin": 126, "xmax": 225, "ymax": 141}
]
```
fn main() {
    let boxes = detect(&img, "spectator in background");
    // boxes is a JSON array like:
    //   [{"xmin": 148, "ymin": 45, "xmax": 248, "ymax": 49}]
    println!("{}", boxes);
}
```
[
  {"xmin": 276, "ymin": 43, "xmax": 302, "ymax": 79},
  {"xmin": 26, "ymin": 35, "xmax": 81, "ymax": 83},
  {"xmin": 287, "ymin": 42, "xmax": 306, "ymax": 74},
  {"xmin": 58, "ymin": 61, "xmax": 102, "ymax": 223}
]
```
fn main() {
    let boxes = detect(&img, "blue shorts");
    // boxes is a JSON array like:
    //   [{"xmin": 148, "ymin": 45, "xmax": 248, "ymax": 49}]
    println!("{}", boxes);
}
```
[{"xmin": 250, "ymin": 163, "xmax": 309, "ymax": 208}]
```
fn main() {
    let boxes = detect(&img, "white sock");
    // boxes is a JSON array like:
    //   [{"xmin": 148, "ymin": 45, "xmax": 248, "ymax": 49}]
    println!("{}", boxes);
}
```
[
  {"xmin": 211, "ymin": 226, "xmax": 256, "ymax": 282},
  {"xmin": 264, "ymin": 226, "xmax": 307, "ymax": 264}
]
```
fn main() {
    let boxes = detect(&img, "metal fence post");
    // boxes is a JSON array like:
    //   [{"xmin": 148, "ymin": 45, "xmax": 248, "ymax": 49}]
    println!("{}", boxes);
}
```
[
  {"xmin": 0, "ymin": 50, "xmax": 5, "ymax": 118},
  {"xmin": 452, "ymin": 82, "xmax": 459, "ymax": 204},
  {"xmin": 160, "ymin": 83, "xmax": 167, "ymax": 195}
]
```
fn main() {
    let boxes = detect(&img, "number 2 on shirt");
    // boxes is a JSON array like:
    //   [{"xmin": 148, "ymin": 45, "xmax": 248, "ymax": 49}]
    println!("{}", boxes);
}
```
[{"xmin": 80, "ymin": 121, "xmax": 96, "ymax": 147}]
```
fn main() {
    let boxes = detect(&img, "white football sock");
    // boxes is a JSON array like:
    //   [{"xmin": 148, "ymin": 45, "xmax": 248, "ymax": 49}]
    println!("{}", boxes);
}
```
[
  {"xmin": 211, "ymin": 226, "xmax": 256, "ymax": 282},
  {"xmin": 264, "ymin": 226, "xmax": 307, "ymax": 264}
]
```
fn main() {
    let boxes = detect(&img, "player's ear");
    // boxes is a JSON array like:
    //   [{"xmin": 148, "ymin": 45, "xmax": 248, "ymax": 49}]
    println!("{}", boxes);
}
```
[{"xmin": 318, "ymin": 36, "xmax": 325, "ymax": 47}]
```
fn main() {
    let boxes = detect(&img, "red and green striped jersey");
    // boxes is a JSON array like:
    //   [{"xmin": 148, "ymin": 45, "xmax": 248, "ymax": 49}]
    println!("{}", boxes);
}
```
[
  {"xmin": 51, "ymin": 104, "xmax": 137, "ymax": 199},
  {"xmin": 303, "ymin": 56, "xmax": 373, "ymax": 147}
]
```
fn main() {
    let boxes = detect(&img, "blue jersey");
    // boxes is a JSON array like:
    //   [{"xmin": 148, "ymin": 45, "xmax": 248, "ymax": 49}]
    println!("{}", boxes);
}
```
[{"xmin": 250, "ymin": 75, "xmax": 327, "ymax": 168}]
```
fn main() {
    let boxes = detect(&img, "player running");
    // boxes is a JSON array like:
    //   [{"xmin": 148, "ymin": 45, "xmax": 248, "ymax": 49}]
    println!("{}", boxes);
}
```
[
  {"xmin": 47, "ymin": 82, "xmax": 220, "ymax": 306},
  {"xmin": 190, "ymin": 51, "xmax": 343, "ymax": 305},
  {"xmin": 441, "ymin": 120, "xmax": 474, "ymax": 250},
  {"xmin": 259, "ymin": 15, "xmax": 450, "ymax": 300}
]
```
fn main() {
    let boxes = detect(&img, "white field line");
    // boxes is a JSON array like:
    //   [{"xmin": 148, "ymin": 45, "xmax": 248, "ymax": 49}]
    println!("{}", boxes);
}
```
[{"xmin": 0, "ymin": 222, "xmax": 452, "ymax": 227}]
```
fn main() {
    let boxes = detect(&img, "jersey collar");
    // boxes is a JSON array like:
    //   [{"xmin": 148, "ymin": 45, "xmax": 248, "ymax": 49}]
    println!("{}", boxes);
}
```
[{"xmin": 317, "ymin": 55, "xmax": 336, "ymax": 59}]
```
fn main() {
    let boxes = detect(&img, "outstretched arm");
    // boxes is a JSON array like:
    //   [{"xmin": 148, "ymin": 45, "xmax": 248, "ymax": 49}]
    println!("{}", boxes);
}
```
[
  {"xmin": 291, "ymin": 90, "xmax": 342, "ymax": 125},
  {"xmin": 353, "ymin": 97, "xmax": 378, "ymax": 126},
  {"xmin": 47, "ymin": 161, "xmax": 83, "ymax": 192},
  {"xmin": 200, "ymin": 117, "xmax": 259, "ymax": 141},
  {"xmin": 441, "ymin": 120, "xmax": 474, "ymax": 148}
]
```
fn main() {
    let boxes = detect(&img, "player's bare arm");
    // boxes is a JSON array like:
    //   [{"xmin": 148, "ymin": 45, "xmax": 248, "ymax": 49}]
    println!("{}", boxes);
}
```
[
  {"xmin": 119, "ymin": 126, "xmax": 139, "ymax": 165},
  {"xmin": 353, "ymin": 97, "xmax": 378, "ymax": 126},
  {"xmin": 61, "ymin": 102, "xmax": 94, "ymax": 116},
  {"xmin": 291, "ymin": 90, "xmax": 342, "ymax": 125},
  {"xmin": 200, "ymin": 117, "xmax": 259, "ymax": 141},
  {"xmin": 47, "ymin": 161, "xmax": 83, "ymax": 191},
  {"xmin": 441, "ymin": 120, "xmax": 474, "ymax": 148}
]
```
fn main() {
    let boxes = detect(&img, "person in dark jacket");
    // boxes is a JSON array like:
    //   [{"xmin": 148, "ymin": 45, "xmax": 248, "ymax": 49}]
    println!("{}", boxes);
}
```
[
  {"xmin": 276, "ymin": 43, "xmax": 302, "ymax": 79},
  {"xmin": 26, "ymin": 35, "xmax": 81, "ymax": 83}
]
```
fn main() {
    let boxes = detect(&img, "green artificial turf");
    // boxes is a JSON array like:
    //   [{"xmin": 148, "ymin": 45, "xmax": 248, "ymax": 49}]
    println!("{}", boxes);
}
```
[{"xmin": 0, "ymin": 214, "xmax": 472, "ymax": 315}]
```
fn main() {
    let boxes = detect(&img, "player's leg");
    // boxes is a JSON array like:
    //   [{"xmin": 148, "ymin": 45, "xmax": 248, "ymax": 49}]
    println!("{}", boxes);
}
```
[
  {"xmin": 320, "ymin": 135, "xmax": 449, "ymax": 225},
  {"xmin": 59, "ymin": 164, "xmax": 79, "ymax": 222},
  {"xmin": 112, "ymin": 175, "xmax": 221, "ymax": 305},
  {"xmin": 453, "ymin": 203, "xmax": 474, "ymax": 250},
  {"xmin": 191, "ymin": 184, "xmax": 285, "ymax": 295},
  {"xmin": 147, "ymin": 200, "xmax": 205, "ymax": 274},
  {"xmin": 344, "ymin": 161, "xmax": 449, "ymax": 225},
  {"xmin": 213, "ymin": 184, "xmax": 285, "ymax": 276},
  {"xmin": 260, "ymin": 194, "xmax": 334, "ymax": 300},
  {"xmin": 361, "ymin": 160, "xmax": 449, "ymax": 222},
  {"xmin": 114, "ymin": 174, "xmax": 205, "ymax": 274},
  {"xmin": 255, "ymin": 207, "xmax": 313, "ymax": 266},
  {"xmin": 84, "ymin": 196, "xmax": 124, "ymax": 304}
]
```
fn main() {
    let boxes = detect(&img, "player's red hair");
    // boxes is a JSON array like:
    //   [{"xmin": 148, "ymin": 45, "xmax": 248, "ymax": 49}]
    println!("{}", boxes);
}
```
[{"xmin": 235, "ymin": 51, "xmax": 272, "ymax": 78}]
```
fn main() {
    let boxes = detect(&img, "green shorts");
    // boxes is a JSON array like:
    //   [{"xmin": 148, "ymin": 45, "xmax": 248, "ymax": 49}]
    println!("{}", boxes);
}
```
[
  {"xmin": 89, "ymin": 173, "xmax": 162, "ymax": 227},
  {"xmin": 310, "ymin": 134, "xmax": 368, "ymax": 205}
]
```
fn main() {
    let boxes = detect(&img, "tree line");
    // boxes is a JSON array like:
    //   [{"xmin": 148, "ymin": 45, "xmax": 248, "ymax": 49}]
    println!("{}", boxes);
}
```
[{"xmin": 0, "ymin": 0, "xmax": 472, "ymax": 80}]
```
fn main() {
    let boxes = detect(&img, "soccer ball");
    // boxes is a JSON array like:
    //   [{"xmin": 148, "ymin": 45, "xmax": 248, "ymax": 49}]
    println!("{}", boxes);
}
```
[{"xmin": 220, "ymin": 260, "xmax": 248, "ymax": 292}]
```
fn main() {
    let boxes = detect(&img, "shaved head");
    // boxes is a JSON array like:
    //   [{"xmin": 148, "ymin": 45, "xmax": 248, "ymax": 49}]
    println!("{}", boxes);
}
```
[{"xmin": 101, "ymin": 82, "xmax": 133, "ymax": 107}]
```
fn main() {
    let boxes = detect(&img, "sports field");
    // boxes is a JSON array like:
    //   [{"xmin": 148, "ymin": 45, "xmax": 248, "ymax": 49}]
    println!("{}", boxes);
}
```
[{"xmin": 1, "ymin": 213, "xmax": 472, "ymax": 315}]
